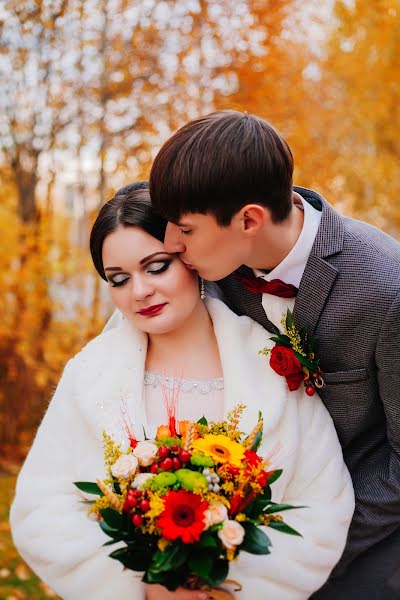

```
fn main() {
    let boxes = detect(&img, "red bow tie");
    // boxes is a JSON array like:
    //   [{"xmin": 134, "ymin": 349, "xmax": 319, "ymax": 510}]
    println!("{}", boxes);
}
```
[{"xmin": 234, "ymin": 273, "xmax": 298, "ymax": 298}]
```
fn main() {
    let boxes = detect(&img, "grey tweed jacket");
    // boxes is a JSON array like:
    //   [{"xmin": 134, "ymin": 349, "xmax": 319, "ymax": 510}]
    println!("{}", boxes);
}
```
[{"xmin": 217, "ymin": 186, "xmax": 400, "ymax": 571}]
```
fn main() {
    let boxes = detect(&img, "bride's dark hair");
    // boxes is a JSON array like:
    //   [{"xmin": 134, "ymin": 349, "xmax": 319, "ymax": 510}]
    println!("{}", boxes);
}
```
[{"xmin": 90, "ymin": 180, "xmax": 167, "ymax": 281}]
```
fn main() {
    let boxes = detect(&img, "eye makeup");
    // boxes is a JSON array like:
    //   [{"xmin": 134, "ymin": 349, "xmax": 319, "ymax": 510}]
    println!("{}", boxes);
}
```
[{"xmin": 107, "ymin": 258, "xmax": 173, "ymax": 287}]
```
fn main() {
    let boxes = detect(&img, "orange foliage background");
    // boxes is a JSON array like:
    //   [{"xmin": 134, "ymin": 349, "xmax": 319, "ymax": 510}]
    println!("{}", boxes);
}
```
[
  {"xmin": 2, "ymin": 0, "xmax": 400, "ymax": 465},
  {"xmin": 0, "ymin": 0, "xmax": 399, "ymax": 479}
]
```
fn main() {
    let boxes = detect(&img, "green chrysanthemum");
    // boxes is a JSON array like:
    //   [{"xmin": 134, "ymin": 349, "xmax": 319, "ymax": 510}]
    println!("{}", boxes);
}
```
[
  {"xmin": 175, "ymin": 469, "xmax": 208, "ymax": 492},
  {"xmin": 146, "ymin": 471, "xmax": 177, "ymax": 492},
  {"xmin": 190, "ymin": 453, "xmax": 215, "ymax": 468}
]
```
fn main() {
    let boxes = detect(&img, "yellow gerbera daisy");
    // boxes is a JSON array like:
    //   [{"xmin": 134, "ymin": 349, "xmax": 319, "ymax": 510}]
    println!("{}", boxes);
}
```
[{"xmin": 192, "ymin": 434, "xmax": 245, "ymax": 467}]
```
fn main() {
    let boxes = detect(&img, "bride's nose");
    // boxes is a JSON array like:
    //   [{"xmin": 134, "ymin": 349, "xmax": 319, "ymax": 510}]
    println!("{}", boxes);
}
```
[
  {"xmin": 132, "ymin": 275, "xmax": 154, "ymax": 301},
  {"xmin": 164, "ymin": 222, "xmax": 186, "ymax": 253}
]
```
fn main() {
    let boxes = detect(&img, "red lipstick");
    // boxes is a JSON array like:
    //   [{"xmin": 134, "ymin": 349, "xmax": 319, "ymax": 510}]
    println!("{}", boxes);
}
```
[{"xmin": 137, "ymin": 303, "xmax": 167, "ymax": 316}]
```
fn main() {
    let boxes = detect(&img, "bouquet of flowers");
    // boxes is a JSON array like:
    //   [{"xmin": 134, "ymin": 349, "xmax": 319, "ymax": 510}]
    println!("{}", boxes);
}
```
[{"xmin": 75, "ymin": 405, "xmax": 301, "ymax": 595}]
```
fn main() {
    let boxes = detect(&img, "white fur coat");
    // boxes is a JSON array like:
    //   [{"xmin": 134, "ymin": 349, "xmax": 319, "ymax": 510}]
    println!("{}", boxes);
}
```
[{"xmin": 10, "ymin": 299, "xmax": 354, "ymax": 599}]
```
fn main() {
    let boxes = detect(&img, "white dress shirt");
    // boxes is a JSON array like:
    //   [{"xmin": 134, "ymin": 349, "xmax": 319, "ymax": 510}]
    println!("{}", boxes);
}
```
[{"xmin": 253, "ymin": 192, "xmax": 321, "ymax": 329}]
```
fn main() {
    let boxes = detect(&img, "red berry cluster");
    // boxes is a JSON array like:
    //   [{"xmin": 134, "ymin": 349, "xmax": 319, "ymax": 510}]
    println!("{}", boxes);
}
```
[
  {"xmin": 152, "ymin": 445, "xmax": 191, "ymax": 473},
  {"xmin": 123, "ymin": 489, "xmax": 151, "ymax": 527}
]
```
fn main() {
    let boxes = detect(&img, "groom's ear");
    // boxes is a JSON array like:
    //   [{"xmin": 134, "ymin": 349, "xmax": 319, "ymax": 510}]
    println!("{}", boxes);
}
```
[{"xmin": 235, "ymin": 204, "xmax": 269, "ymax": 236}]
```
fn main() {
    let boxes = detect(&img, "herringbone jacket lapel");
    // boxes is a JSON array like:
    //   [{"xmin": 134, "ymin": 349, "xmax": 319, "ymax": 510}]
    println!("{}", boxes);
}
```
[{"xmin": 293, "ymin": 187, "xmax": 344, "ymax": 334}]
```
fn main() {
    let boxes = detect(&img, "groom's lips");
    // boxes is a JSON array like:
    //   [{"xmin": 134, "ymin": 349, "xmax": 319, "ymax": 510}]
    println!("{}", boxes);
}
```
[{"xmin": 137, "ymin": 303, "xmax": 167, "ymax": 316}]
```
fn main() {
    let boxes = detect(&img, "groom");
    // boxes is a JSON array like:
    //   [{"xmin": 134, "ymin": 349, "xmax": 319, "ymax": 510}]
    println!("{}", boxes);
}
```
[{"xmin": 149, "ymin": 111, "xmax": 400, "ymax": 599}]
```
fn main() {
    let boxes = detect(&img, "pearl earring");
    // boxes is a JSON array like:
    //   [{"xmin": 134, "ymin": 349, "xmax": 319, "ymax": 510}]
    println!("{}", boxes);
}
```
[{"xmin": 200, "ymin": 278, "xmax": 205, "ymax": 300}]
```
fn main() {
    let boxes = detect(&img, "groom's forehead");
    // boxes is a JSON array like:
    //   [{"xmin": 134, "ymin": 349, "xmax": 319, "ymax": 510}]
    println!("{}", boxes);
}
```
[{"xmin": 171, "ymin": 213, "xmax": 220, "ymax": 228}]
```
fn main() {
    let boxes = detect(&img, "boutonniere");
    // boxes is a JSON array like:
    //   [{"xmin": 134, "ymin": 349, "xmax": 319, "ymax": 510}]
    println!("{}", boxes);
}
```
[{"xmin": 259, "ymin": 310, "xmax": 325, "ymax": 396}]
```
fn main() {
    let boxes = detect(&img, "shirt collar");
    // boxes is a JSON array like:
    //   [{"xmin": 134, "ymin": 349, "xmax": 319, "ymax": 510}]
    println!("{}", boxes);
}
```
[{"xmin": 253, "ymin": 192, "xmax": 322, "ymax": 288}]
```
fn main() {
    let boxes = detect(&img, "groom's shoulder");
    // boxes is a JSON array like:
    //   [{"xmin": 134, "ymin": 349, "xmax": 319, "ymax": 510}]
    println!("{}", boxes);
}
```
[
  {"xmin": 341, "ymin": 213, "xmax": 400, "ymax": 275},
  {"xmin": 344, "ymin": 214, "xmax": 400, "ymax": 258},
  {"xmin": 329, "ymin": 213, "xmax": 400, "ymax": 307}
]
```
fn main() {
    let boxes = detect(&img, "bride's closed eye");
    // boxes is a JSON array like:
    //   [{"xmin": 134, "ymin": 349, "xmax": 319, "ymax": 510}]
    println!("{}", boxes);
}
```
[
  {"xmin": 146, "ymin": 259, "xmax": 172, "ymax": 275},
  {"xmin": 109, "ymin": 274, "xmax": 129, "ymax": 287},
  {"xmin": 108, "ymin": 259, "xmax": 172, "ymax": 287}
]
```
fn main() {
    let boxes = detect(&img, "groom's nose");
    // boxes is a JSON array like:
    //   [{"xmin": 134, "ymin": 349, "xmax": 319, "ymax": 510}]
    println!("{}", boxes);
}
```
[{"xmin": 164, "ymin": 222, "xmax": 186, "ymax": 253}]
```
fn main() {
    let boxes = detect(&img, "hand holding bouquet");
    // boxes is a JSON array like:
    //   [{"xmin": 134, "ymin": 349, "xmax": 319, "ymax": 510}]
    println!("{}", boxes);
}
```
[{"xmin": 75, "ymin": 406, "xmax": 301, "ymax": 595}]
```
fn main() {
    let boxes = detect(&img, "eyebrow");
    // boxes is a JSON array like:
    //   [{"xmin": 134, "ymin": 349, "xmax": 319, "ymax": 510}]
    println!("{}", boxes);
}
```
[
  {"xmin": 139, "ymin": 251, "xmax": 171, "ymax": 265},
  {"xmin": 104, "ymin": 252, "xmax": 170, "ymax": 272}
]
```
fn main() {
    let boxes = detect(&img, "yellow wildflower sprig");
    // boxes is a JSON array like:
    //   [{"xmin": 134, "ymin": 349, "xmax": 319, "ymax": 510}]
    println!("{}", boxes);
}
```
[
  {"xmin": 281, "ymin": 315, "xmax": 308, "ymax": 358},
  {"xmin": 261, "ymin": 513, "xmax": 284, "ymax": 526},
  {"xmin": 102, "ymin": 432, "xmax": 123, "ymax": 469},
  {"xmin": 226, "ymin": 404, "xmax": 246, "ymax": 431}
]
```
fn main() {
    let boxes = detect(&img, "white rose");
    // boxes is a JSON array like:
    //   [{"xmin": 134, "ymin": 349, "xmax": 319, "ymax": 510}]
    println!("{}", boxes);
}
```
[
  {"xmin": 131, "ymin": 472, "xmax": 155, "ymax": 490},
  {"xmin": 218, "ymin": 520, "xmax": 245, "ymax": 549},
  {"xmin": 132, "ymin": 441, "xmax": 159, "ymax": 467},
  {"xmin": 110, "ymin": 454, "xmax": 138, "ymax": 479},
  {"xmin": 204, "ymin": 502, "xmax": 228, "ymax": 529}
]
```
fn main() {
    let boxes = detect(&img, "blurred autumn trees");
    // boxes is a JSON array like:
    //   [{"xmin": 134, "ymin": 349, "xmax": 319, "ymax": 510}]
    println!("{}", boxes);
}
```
[{"xmin": 0, "ymin": 0, "xmax": 399, "ymax": 456}]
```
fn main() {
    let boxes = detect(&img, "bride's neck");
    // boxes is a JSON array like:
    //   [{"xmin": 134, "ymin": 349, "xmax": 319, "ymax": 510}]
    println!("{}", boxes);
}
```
[{"xmin": 146, "ymin": 301, "xmax": 221, "ymax": 378}]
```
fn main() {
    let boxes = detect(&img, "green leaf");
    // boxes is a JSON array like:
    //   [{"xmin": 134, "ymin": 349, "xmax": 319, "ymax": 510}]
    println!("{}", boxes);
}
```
[
  {"xmin": 197, "ymin": 416, "xmax": 208, "ymax": 425},
  {"xmin": 262, "ymin": 485, "xmax": 271, "ymax": 503},
  {"xmin": 151, "ymin": 542, "xmax": 189, "ymax": 573},
  {"xmin": 145, "ymin": 569, "xmax": 181, "ymax": 590},
  {"xmin": 208, "ymin": 559, "xmax": 229, "ymax": 587},
  {"xmin": 295, "ymin": 352, "xmax": 319, "ymax": 371},
  {"xmin": 264, "ymin": 503, "xmax": 305, "ymax": 514},
  {"xmin": 268, "ymin": 521, "xmax": 302, "ymax": 537},
  {"xmin": 112, "ymin": 544, "xmax": 157, "ymax": 572},
  {"xmin": 245, "ymin": 495, "xmax": 271, "ymax": 518},
  {"xmin": 199, "ymin": 532, "xmax": 218, "ymax": 549},
  {"xmin": 145, "ymin": 570, "xmax": 170, "ymax": 585},
  {"xmin": 103, "ymin": 539, "xmax": 119, "ymax": 546},
  {"xmin": 99, "ymin": 520, "xmax": 120, "ymax": 539},
  {"xmin": 270, "ymin": 322, "xmax": 281, "ymax": 335},
  {"xmin": 74, "ymin": 481, "xmax": 103, "ymax": 496},
  {"xmin": 241, "ymin": 522, "xmax": 272, "ymax": 555},
  {"xmin": 285, "ymin": 309, "xmax": 295, "ymax": 330},
  {"xmin": 270, "ymin": 336, "xmax": 291, "ymax": 347},
  {"xmin": 188, "ymin": 550, "xmax": 213, "ymax": 579},
  {"xmin": 266, "ymin": 469, "xmax": 282, "ymax": 485},
  {"xmin": 100, "ymin": 508, "xmax": 123, "ymax": 530},
  {"xmin": 248, "ymin": 428, "xmax": 263, "ymax": 452},
  {"xmin": 109, "ymin": 547, "xmax": 129, "ymax": 560}
]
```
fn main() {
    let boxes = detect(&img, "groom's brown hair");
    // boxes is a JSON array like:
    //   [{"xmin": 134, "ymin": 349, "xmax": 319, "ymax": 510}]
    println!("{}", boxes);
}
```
[{"xmin": 150, "ymin": 110, "xmax": 294, "ymax": 226}]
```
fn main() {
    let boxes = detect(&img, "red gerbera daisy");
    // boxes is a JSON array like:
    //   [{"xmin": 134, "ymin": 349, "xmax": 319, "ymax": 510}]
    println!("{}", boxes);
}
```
[{"xmin": 157, "ymin": 490, "xmax": 208, "ymax": 544}]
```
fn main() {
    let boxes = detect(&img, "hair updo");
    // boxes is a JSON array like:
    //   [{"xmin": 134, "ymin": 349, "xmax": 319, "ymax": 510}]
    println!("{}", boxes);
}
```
[{"xmin": 90, "ymin": 180, "xmax": 167, "ymax": 281}]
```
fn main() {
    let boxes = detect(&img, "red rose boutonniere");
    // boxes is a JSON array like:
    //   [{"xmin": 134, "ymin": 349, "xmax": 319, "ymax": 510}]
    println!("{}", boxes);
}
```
[{"xmin": 260, "ymin": 310, "xmax": 325, "ymax": 396}]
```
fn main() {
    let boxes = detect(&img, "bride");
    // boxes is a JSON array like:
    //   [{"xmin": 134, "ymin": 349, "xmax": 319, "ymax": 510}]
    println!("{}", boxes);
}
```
[{"xmin": 10, "ymin": 182, "xmax": 354, "ymax": 600}]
